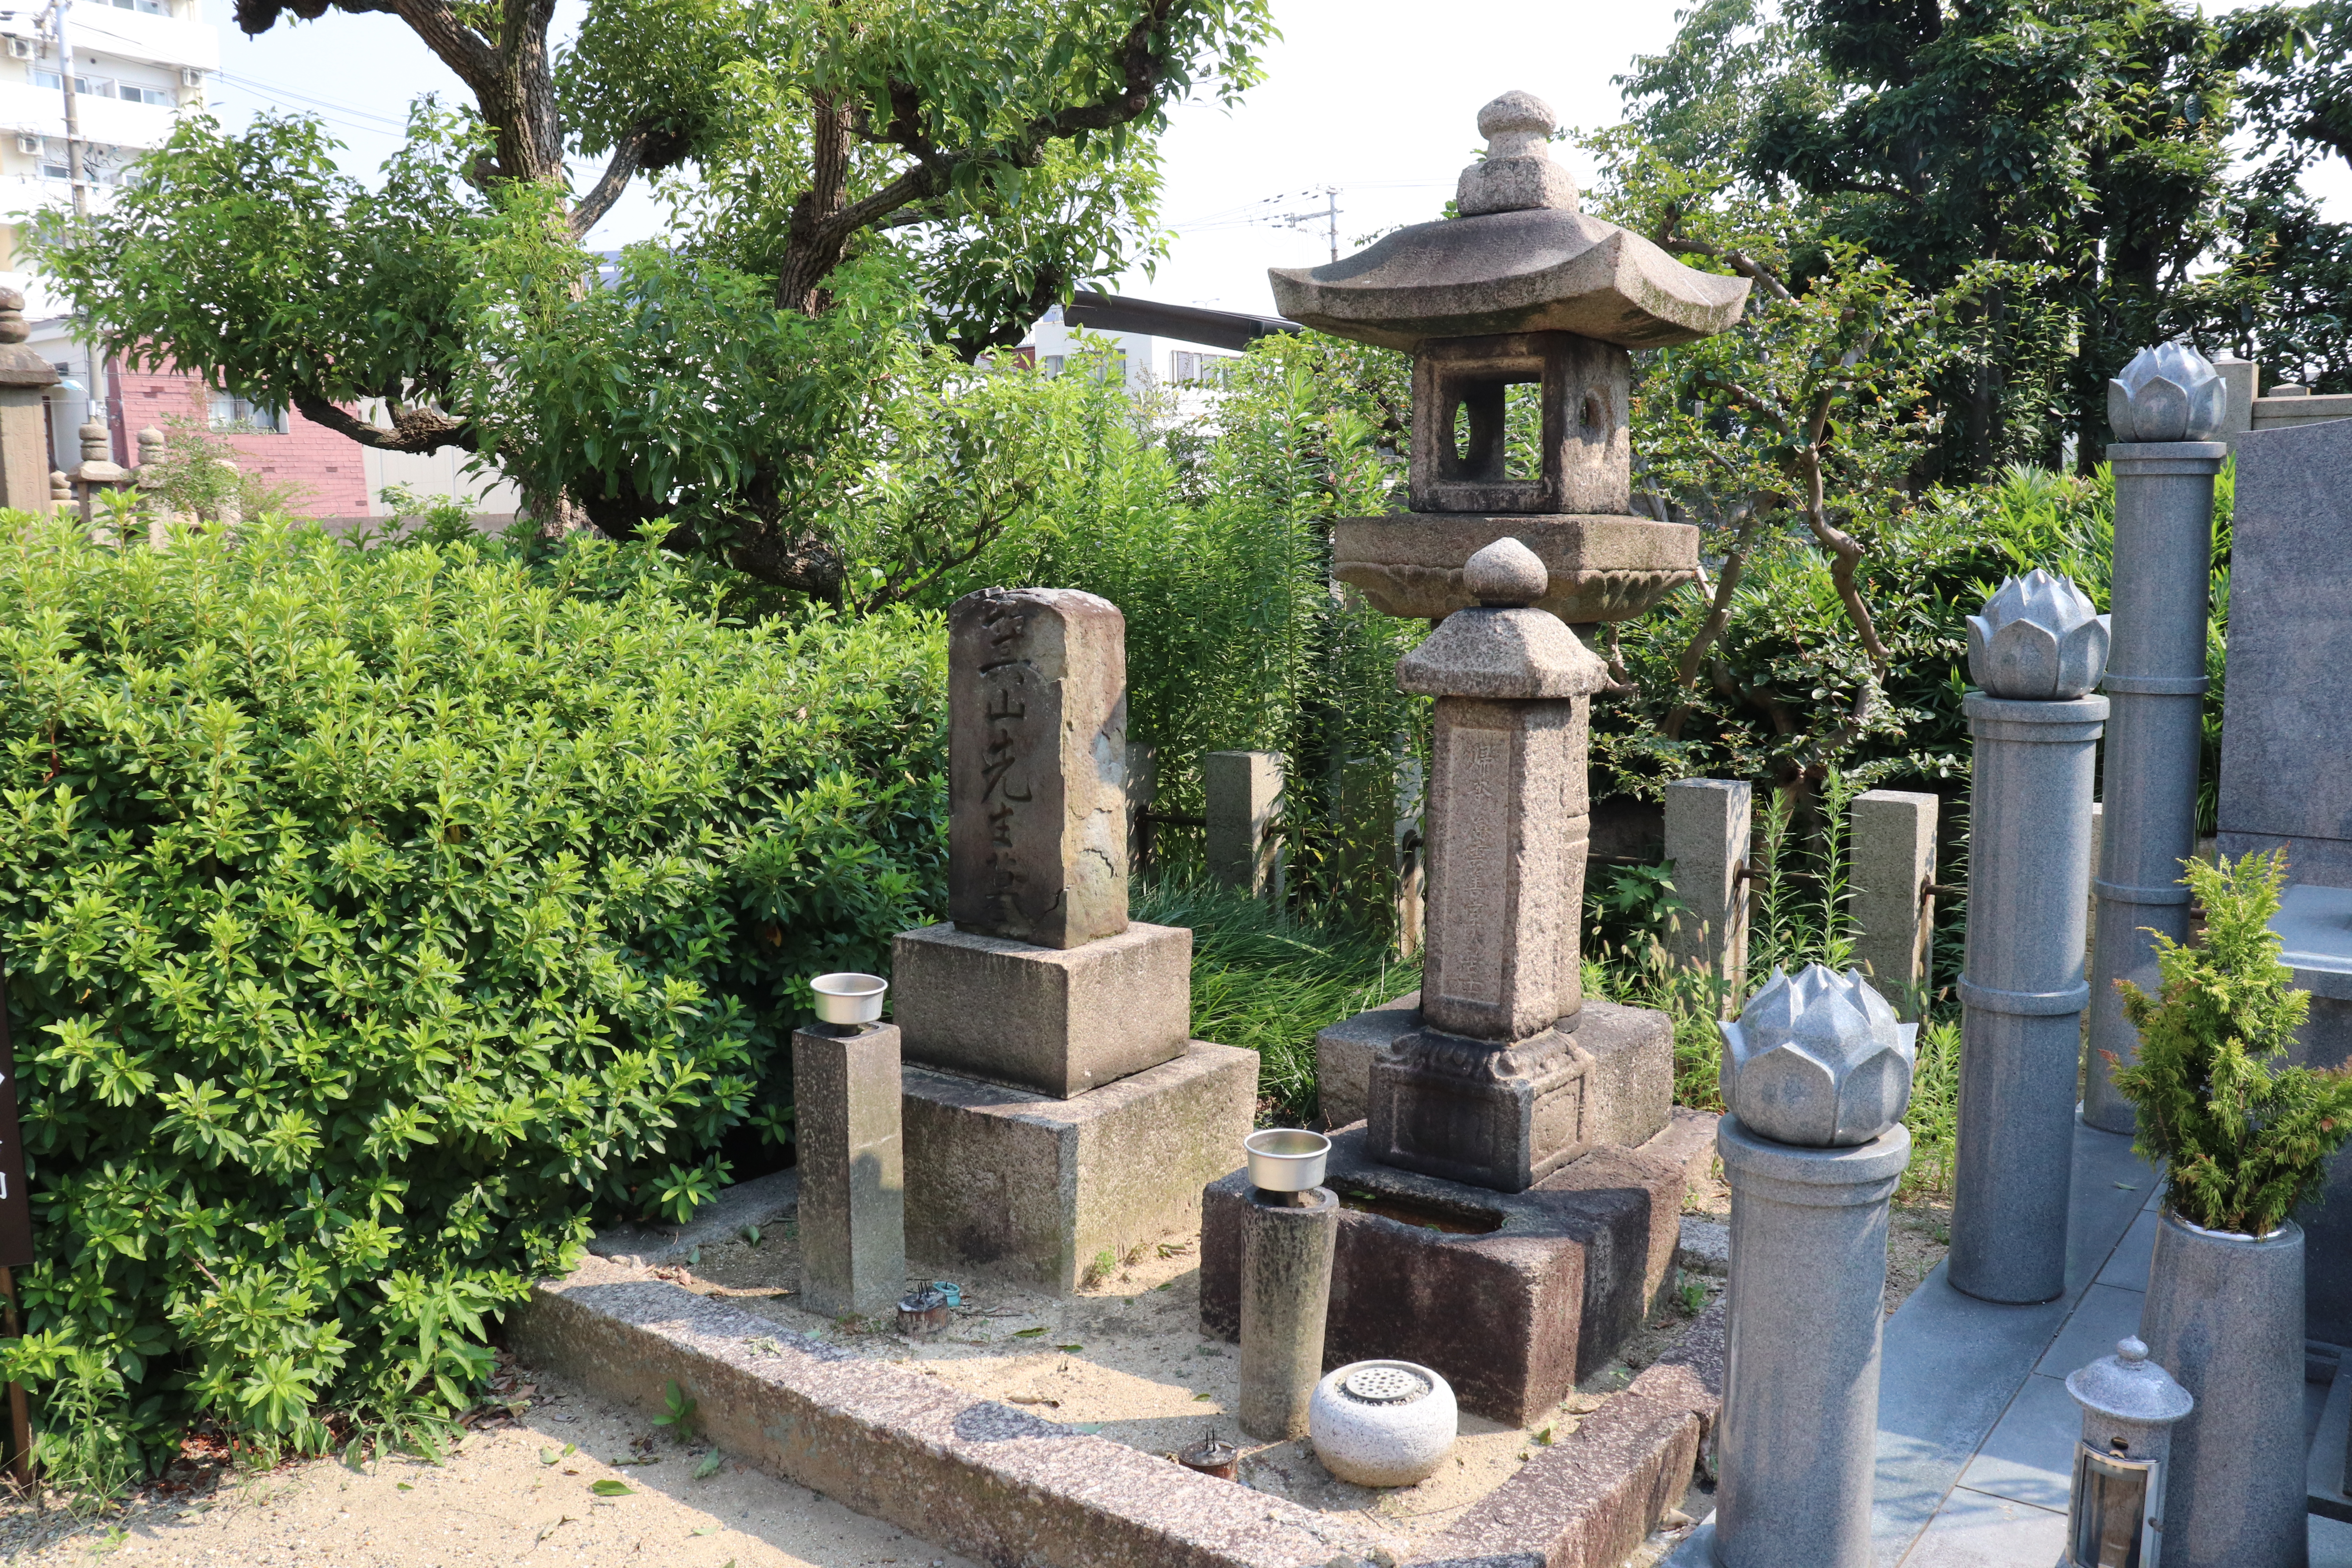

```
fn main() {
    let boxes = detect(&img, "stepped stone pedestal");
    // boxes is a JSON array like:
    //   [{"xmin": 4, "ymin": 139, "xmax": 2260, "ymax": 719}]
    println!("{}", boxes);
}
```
[
  {"xmin": 895, "ymin": 587, "xmax": 1254, "ymax": 1291},
  {"xmin": 1200, "ymin": 1107, "xmax": 1714, "ymax": 1425}
]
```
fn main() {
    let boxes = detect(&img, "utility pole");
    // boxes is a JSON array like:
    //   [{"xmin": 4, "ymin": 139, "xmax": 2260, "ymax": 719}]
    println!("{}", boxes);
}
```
[
  {"xmin": 41, "ymin": 0, "xmax": 87, "ymax": 221},
  {"xmin": 1326, "ymin": 188, "xmax": 1338, "ymax": 263}
]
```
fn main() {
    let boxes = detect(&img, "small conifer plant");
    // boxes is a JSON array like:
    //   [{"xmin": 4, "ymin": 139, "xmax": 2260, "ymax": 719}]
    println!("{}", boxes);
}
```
[{"xmin": 2107, "ymin": 849, "xmax": 2352, "ymax": 1236}]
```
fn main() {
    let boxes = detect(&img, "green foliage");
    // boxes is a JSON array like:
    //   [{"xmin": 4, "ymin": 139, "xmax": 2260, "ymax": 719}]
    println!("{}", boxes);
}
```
[
  {"xmin": 1138, "ymin": 880, "xmax": 1418, "ymax": 1124},
  {"xmin": 33, "ymin": 0, "xmax": 1275, "ymax": 596},
  {"xmin": 0, "ymin": 513, "xmax": 944, "ymax": 1477},
  {"xmin": 2111, "ymin": 850, "xmax": 2352, "ymax": 1235}
]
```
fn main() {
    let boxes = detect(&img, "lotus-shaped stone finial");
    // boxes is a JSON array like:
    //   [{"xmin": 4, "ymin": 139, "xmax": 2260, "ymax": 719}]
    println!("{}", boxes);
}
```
[
  {"xmin": 1967, "ymin": 569, "xmax": 2110, "ymax": 700},
  {"xmin": 2107, "ymin": 342, "xmax": 2227, "ymax": 443},
  {"xmin": 1720, "ymin": 965, "xmax": 1916, "ymax": 1147}
]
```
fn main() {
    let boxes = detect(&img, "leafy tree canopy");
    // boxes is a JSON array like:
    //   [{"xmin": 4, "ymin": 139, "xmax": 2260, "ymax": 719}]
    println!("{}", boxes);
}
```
[{"xmin": 31, "ymin": 0, "xmax": 1272, "ymax": 597}]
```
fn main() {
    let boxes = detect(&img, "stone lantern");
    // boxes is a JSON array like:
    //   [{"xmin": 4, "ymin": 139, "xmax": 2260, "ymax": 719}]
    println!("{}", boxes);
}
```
[
  {"xmin": 1198, "ymin": 92, "xmax": 1753, "ymax": 1431},
  {"xmin": 1271, "ymin": 92, "xmax": 1751, "ymax": 1190},
  {"xmin": 0, "ymin": 288, "xmax": 60, "ymax": 516},
  {"xmin": 2064, "ymin": 1336, "xmax": 2192, "ymax": 1568}
]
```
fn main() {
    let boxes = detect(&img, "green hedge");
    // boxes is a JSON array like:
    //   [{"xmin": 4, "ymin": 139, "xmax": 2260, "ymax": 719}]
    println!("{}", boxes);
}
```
[{"xmin": 0, "ymin": 516, "xmax": 944, "ymax": 1479}]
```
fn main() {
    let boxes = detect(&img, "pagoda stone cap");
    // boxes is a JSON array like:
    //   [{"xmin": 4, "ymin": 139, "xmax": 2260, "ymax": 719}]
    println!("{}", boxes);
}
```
[
  {"xmin": 0, "ymin": 286, "xmax": 57, "ymax": 389},
  {"xmin": 1396, "ymin": 538, "xmax": 1611, "ymax": 699},
  {"xmin": 1455, "ymin": 91, "xmax": 1580, "ymax": 218},
  {"xmin": 1268, "ymin": 95, "xmax": 1749, "ymax": 355},
  {"xmin": 2066, "ymin": 1337, "xmax": 2193, "ymax": 1427}
]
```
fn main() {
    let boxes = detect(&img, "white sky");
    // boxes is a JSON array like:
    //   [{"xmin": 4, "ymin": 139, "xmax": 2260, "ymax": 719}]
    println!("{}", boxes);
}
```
[{"xmin": 206, "ymin": 0, "xmax": 2352, "ymax": 318}]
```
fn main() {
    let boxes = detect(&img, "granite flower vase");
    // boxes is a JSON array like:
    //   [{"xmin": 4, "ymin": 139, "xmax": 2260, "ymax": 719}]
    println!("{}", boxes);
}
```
[{"xmin": 2136, "ymin": 1211, "xmax": 2307, "ymax": 1568}]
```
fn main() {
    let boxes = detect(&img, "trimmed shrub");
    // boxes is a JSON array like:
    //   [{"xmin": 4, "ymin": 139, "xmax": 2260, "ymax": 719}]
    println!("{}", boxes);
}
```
[{"xmin": 0, "ymin": 515, "xmax": 944, "ymax": 1481}]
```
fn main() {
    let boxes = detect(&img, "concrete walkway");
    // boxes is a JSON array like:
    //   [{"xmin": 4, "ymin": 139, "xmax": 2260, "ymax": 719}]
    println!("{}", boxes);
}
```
[{"xmin": 1668, "ymin": 1116, "xmax": 2352, "ymax": 1567}]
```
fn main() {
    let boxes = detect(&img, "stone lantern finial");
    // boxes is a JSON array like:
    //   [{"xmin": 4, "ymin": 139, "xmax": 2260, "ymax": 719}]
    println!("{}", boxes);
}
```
[
  {"xmin": 2107, "ymin": 342, "xmax": 2226, "ymax": 443},
  {"xmin": 1967, "ymin": 568, "xmax": 2110, "ymax": 700},
  {"xmin": 1720, "ymin": 965, "xmax": 1917, "ymax": 1147},
  {"xmin": 1458, "ymin": 91, "xmax": 1578, "ymax": 217}
]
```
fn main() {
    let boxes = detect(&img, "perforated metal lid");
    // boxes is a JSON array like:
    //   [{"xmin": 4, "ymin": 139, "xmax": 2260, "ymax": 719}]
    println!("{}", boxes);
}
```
[{"xmin": 1341, "ymin": 1365, "xmax": 1432, "ymax": 1405}]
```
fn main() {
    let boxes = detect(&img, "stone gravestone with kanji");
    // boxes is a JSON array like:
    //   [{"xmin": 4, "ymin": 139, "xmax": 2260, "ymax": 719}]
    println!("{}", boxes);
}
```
[{"xmin": 892, "ymin": 588, "xmax": 1257, "ymax": 1292}]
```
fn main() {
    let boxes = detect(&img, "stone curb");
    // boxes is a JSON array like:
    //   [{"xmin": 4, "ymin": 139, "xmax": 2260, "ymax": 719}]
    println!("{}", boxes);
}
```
[
  {"xmin": 1407, "ymin": 1300, "xmax": 1726, "ymax": 1568},
  {"xmin": 510, "ymin": 1254, "xmax": 1398, "ymax": 1568}
]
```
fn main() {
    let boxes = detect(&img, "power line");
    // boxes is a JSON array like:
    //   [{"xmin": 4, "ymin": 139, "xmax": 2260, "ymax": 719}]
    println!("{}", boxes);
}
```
[{"xmin": 215, "ymin": 70, "xmax": 405, "ymax": 130}]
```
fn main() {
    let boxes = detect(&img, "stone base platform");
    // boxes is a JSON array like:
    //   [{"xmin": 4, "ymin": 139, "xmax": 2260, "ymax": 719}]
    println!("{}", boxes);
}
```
[
  {"xmin": 904, "ymin": 1042, "xmax": 1256, "ymax": 1295},
  {"xmin": 893, "ymin": 920, "xmax": 1192, "ymax": 1097},
  {"xmin": 1200, "ymin": 1108, "xmax": 1719, "ymax": 1425}
]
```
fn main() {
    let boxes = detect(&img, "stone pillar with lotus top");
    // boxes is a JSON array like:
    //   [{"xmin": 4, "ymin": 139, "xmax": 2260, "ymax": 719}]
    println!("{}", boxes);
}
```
[{"xmin": 2085, "ymin": 343, "xmax": 2229, "ymax": 1134}]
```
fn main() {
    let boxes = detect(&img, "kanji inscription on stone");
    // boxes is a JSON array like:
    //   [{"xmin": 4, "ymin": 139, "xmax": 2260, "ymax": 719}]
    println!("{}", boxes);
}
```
[
  {"xmin": 1436, "ymin": 722, "xmax": 1509, "ymax": 1008},
  {"xmin": 947, "ymin": 588, "xmax": 1131, "ymax": 949}
]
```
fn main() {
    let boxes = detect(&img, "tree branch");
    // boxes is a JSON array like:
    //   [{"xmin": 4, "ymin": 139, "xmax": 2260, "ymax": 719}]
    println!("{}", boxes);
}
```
[
  {"xmin": 570, "ymin": 127, "xmax": 654, "ymax": 237},
  {"xmin": 293, "ymin": 395, "xmax": 473, "ymax": 455},
  {"xmin": 383, "ymin": 0, "xmax": 497, "ymax": 94},
  {"xmin": 1659, "ymin": 234, "xmax": 1794, "ymax": 303}
]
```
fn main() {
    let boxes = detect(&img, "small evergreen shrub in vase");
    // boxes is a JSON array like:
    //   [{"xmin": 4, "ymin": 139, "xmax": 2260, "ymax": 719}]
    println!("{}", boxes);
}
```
[
  {"xmin": 2105, "ymin": 848, "xmax": 2352, "ymax": 1561},
  {"xmin": 2107, "ymin": 848, "xmax": 2352, "ymax": 1237}
]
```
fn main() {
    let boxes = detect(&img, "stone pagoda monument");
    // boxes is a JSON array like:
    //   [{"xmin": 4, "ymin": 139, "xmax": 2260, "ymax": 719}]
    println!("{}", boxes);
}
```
[{"xmin": 1200, "ymin": 92, "xmax": 1749, "ymax": 1424}]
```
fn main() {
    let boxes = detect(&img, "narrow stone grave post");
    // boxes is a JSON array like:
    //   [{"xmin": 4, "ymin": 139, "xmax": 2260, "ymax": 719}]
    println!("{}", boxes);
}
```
[
  {"xmin": 2086, "ymin": 343, "xmax": 2228, "ymax": 1134},
  {"xmin": 1664, "ymin": 779, "xmax": 1751, "ymax": 1015},
  {"xmin": 1713, "ymin": 967, "xmax": 1915, "ymax": 1568},
  {"xmin": 1950, "ymin": 572, "xmax": 2109, "ymax": 1304},
  {"xmin": 0, "ymin": 289, "xmax": 59, "ymax": 517},
  {"xmin": 1204, "ymin": 750, "xmax": 1283, "ymax": 897},
  {"xmin": 1848, "ymin": 790, "xmax": 1938, "ymax": 1018},
  {"xmin": 792, "ymin": 1018, "xmax": 908, "ymax": 1320},
  {"xmin": 1124, "ymin": 739, "xmax": 1157, "ymax": 874}
]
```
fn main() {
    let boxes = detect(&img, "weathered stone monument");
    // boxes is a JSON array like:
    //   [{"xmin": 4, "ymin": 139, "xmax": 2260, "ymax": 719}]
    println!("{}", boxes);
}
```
[
  {"xmin": 1949, "ymin": 571, "xmax": 2109, "ymax": 1304},
  {"xmin": 894, "ymin": 588, "xmax": 1258, "ymax": 1292},
  {"xmin": 1199, "ymin": 91, "xmax": 1745, "ymax": 1422},
  {"xmin": 2085, "ymin": 344, "xmax": 2228, "ymax": 1134}
]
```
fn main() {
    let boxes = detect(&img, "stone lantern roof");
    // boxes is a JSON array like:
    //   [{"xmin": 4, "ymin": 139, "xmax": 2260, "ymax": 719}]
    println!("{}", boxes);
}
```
[{"xmin": 1268, "ymin": 93, "xmax": 1750, "ymax": 354}]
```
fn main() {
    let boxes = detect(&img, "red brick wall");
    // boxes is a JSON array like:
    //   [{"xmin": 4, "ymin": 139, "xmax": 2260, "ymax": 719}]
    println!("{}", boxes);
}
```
[{"xmin": 105, "ymin": 361, "xmax": 371, "ymax": 518}]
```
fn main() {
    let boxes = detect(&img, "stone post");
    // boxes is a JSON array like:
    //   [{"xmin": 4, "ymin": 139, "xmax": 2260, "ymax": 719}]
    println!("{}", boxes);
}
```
[
  {"xmin": 69, "ymin": 419, "xmax": 129, "ymax": 539},
  {"xmin": 1950, "ymin": 571, "xmax": 2109, "ymax": 1304},
  {"xmin": 1124, "ymin": 739, "xmax": 1157, "ymax": 874},
  {"xmin": 1365, "ymin": 538, "xmax": 1612, "ymax": 1191},
  {"xmin": 2086, "ymin": 345, "xmax": 2229, "ymax": 1134},
  {"xmin": 0, "ymin": 288, "xmax": 58, "ymax": 516},
  {"xmin": 1848, "ymin": 790, "xmax": 1937, "ymax": 1018},
  {"xmin": 1237, "ymin": 1188, "xmax": 1338, "ymax": 1440},
  {"xmin": 1713, "ymin": 967, "xmax": 1915, "ymax": 1568},
  {"xmin": 790, "ymin": 1019, "xmax": 908, "ymax": 1320},
  {"xmin": 1664, "ymin": 779, "xmax": 1751, "ymax": 1014},
  {"xmin": 134, "ymin": 426, "xmax": 173, "ymax": 548},
  {"xmin": 1204, "ymin": 750, "xmax": 1283, "ymax": 897}
]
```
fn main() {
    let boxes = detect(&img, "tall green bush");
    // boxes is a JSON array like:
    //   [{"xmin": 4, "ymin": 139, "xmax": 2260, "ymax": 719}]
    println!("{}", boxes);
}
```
[{"xmin": 0, "ymin": 515, "xmax": 944, "ymax": 1481}]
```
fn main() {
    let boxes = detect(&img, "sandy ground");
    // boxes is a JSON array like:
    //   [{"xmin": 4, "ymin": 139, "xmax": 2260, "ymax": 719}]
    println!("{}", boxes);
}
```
[
  {"xmin": 651, "ymin": 1210, "xmax": 1724, "ymax": 1552},
  {"xmin": 0, "ymin": 1367, "xmax": 977, "ymax": 1568}
]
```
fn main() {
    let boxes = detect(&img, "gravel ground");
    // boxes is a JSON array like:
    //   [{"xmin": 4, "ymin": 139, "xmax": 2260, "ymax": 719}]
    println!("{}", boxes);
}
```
[{"xmin": 0, "ymin": 1366, "xmax": 975, "ymax": 1568}]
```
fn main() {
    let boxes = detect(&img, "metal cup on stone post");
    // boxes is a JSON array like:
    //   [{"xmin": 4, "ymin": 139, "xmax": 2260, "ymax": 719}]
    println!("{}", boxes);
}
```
[
  {"xmin": 1711, "ymin": 966, "xmax": 1915, "ymax": 1568},
  {"xmin": 2063, "ymin": 1335, "xmax": 2192, "ymax": 1568},
  {"xmin": 1949, "ymin": 571, "xmax": 2110, "ymax": 1304},
  {"xmin": 1236, "ymin": 1128, "xmax": 1336, "ymax": 1441},
  {"xmin": 2085, "ymin": 345, "xmax": 2228, "ymax": 1135}
]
